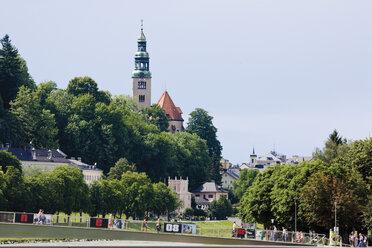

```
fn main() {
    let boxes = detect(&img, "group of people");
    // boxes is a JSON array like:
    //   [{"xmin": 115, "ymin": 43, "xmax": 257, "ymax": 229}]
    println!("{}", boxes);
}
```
[
  {"xmin": 350, "ymin": 232, "xmax": 369, "ymax": 247},
  {"xmin": 141, "ymin": 217, "xmax": 161, "ymax": 233}
]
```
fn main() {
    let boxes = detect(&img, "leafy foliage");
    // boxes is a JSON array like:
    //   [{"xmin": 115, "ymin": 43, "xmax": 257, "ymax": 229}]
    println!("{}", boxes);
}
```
[
  {"xmin": 209, "ymin": 196, "xmax": 233, "ymax": 220},
  {"xmin": 232, "ymin": 168, "xmax": 259, "ymax": 200},
  {"xmin": 0, "ymin": 34, "xmax": 35, "ymax": 109},
  {"xmin": 186, "ymin": 108, "xmax": 222, "ymax": 184}
]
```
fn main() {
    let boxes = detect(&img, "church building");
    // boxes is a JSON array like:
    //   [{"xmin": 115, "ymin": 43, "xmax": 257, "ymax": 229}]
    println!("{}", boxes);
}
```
[
  {"xmin": 132, "ymin": 23, "xmax": 152, "ymax": 109},
  {"xmin": 157, "ymin": 91, "xmax": 184, "ymax": 133},
  {"xmin": 132, "ymin": 23, "xmax": 184, "ymax": 133}
]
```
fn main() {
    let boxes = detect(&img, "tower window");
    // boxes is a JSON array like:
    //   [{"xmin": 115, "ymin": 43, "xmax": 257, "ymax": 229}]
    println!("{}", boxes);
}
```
[
  {"xmin": 139, "ymin": 95, "xmax": 145, "ymax": 102},
  {"xmin": 138, "ymin": 81, "xmax": 146, "ymax": 89}
]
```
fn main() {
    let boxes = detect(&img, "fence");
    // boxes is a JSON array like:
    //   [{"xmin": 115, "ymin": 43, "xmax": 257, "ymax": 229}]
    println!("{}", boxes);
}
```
[{"xmin": 0, "ymin": 211, "xmax": 326, "ymax": 245}]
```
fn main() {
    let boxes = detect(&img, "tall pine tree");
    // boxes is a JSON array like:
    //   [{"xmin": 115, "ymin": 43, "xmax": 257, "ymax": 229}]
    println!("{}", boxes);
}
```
[{"xmin": 0, "ymin": 34, "xmax": 35, "ymax": 109}]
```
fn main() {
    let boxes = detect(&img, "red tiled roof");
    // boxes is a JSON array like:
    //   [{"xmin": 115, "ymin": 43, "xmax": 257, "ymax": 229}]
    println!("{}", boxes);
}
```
[{"xmin": 157, "ymin": 91, "xmax": 184, "ymax": 121}]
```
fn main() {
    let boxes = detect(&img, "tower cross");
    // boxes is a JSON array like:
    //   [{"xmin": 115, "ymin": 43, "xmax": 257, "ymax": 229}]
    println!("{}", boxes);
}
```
[{"xmin": 141, "ymin": 19, "xmax": 144, "ymax": 31}]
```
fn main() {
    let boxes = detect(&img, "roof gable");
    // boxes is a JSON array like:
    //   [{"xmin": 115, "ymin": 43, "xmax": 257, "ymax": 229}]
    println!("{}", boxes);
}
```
[{"xmin": 157, "ymin": 91, "xmax": 184, "ymax": 121}]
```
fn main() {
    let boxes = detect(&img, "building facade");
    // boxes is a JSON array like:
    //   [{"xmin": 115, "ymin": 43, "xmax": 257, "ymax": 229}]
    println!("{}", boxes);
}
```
[
  {"xmin": 132, "ymin": 24, "xmax": 152, "ymax": 109},
  {"xmin": 1, "ymin": 146, "xmax": 102, "ymax": 185},
  {"xmin": 168, "ymin": 177, "xmax": 191, "ymax": 214},
  {"xmin": 191, "ymin": 181, "xmax": 228, "ymax": 211},
  {"xmin": 221, "ymin": 169, "xmax": 239, "ymax": 190}
]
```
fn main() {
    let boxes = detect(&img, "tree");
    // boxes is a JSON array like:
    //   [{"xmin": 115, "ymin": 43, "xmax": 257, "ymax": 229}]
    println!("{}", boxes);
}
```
[
  {"xmin": 0, "ymin": 150, "xmax": 22, "ymax": 173},
  {"xmin": 313, "ymin": 130, "xmax": 349, "ymax": 164},
  {"xmin": 209, "ymin": 196, "xmax": 233, "ymax": 220},
  {"xmin": 142, "ymin": 104, "xmax": 169, "ymax": 132},
  {"xmin": 67, "ymin": 76, "xmax": 110, "ymax": 104},
  {"xmin": 239, "ymin": 161, "xmax": 327, "ymax": 230},
  {"xmin": 120, "ymin": 171, "xmax": 153, "ymax": 218},
  {"xmin": 239, "ymin": 167, "xmax": 275, "ymax": 227},
  {"xmin": 0, "ymin": 34, "xmax": 35, "ymax": 109},
  {"xmin": 184, "ymin": 208, "xmax": 194, "ymax": 219},
  {"xmin": 3, "ymin": 166, "xmax": 29, "ymax": 211},
  {"xmin": 186, "ymin": 108, "xmax": 222, "ymax": 183},
  {"xmin": 300, "ymin": 166, "xmax": 368, "ymax": 235},
  {"xmin": 100, "ymin": 179, "xmax": 125, "ymax": 218},
  {"xmin": 67, "ymin": 77, "xmax": 99, "ymax": 98},
  {"xmin": 171, "ymin": 132, "xmax": 210, "ymax": 190},
  {"xmin": 47, "ymin": 165, "xmax": 89, "ymax": 216},
  {"xmin": 151, "ymin": 182, "xmax": 180, "ymax": 217},
  {"xmin": 107, "ymin": 158, "xmax": 136, "ymax": 180},
  {"xmin": 338, "ymin": 138, "xmax": 372, "ymax": 183},
  {"xmin": 232, "ymin": 169, "xmax": 259, "ymax": 200},
  {"xmin": 88, "ymin": 181, "xmax": 105, "ymax": 217},
  {"xmin": 9, "ymin": 86, "xmax": 58, "ymax": 148},
  {"xmin": 0, "ymin": 167, "xmax": 6, "ymax": 209},
  {"xmin": 135, "ymin": 132, "xmax": 174, "ymax": 181}
]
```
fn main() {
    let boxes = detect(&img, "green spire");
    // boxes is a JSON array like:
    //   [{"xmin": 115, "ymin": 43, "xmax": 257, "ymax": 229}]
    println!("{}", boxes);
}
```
[{"xmin": 132, "ymin": 20, "xmax": 151, "ymax": 78}]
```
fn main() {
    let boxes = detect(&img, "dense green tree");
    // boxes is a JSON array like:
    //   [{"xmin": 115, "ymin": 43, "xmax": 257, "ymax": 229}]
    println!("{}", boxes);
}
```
[
  {"xmin": 107, "ymin": 158, "xmax": 136, "ymax": 180},
  {"xmin": 3, "ymin": 166, "xmax": 28, "ymax": 211},
  {"xmin": 100, "ymin": 179, "xmax": 125, "ymax": 218},
  {"xmin": 25, "ymin": 173, "xmax": 54, "ymax": 213},
  {"xmin": 239, "ymin": 161, "xmax": 327, "ymax": 229},
  {"xmin": 184, "ymin": 208, "xmax": 194, "ymax": 219},
  {"xmin": 136, "ymin": 132, "xmax": 174, "ymax": 181},
  {"xmin": 0, "ymin": 167, "xmax": 6, "ymax": 209},
  {"xmin": 0, "ymin": 150, "xmax": 22, "ymax": 173},
  {"xmin": 0, "ymin": 34, "xmax": 35, "ymax": 109},
  {"xmin": 88, "ymin": 181, "xmax": 105, "ymax": 217},
  {"xmin": 210, "ymin": 196, "xmax": 233, "ymax": 220},
  {"xmin": 120, "ymin": 171, "xmax": 153, "ymax": 218},
  {"xmin": 338, "ymin": 138, "xmax": 372, "ymax": 183},
  {"xmin": 232, "ymin": 169, "xmax": 259, "ymax": 200},
  {"xmin": 363, "ymin": 194, "xmax": 372, "ymax": 229},
  {"xmin": 186, "ymin": 108, "xmax": 222, "ymax": 183},
  {"xmin": 67, "ymin": 77, "xmax": 99, "ymax": 98},
  {"xmin": 300, "ymin": 166, "xmax": 368, "ymax": 235},
  {"xmin": 171, "ymin": 132, "xmax": 210, "ymax": 190},
  {"xmin": 67, "ymin": 76, "xmax": 110, "ymax": 104},
  {"xmin": 239, "ymin": 166, "xmax": 276, "ymax": 227},
  {"xmin": 151, "ymin": 182, "xmax": 180, "ymax": 217},
  {"xmin": 313, "ymin": 130, "xmax": 349, "ymax": 164},
  {"xmin": 47, "ymin": 165, "xmax": 89, "ymax": 215},
  {"xmin": 142, "ymin": 104, "xmax": 169, "ymax": 132},
  {"xmin": 36, "ymin": 81, "xmax": 57, "ymax": 107},
  {"xmin": 9, "ymin": 86, "xmax": 58, "ymax": 148}
]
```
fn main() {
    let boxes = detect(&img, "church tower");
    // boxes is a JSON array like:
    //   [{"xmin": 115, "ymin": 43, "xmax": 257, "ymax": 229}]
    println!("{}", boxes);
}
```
[
  {"xmin": 132, "ymin": 21, "xmax": 151, "ymax": 109},
  {"xmin": 250, "ymin": 147, "xmax": 257, "ymax": 168}
]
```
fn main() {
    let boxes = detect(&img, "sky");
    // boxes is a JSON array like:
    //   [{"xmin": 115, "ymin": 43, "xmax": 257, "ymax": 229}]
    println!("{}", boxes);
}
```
[{"xmin": 1, "ymin": 0, "xmax": 372, "ymax": 164}]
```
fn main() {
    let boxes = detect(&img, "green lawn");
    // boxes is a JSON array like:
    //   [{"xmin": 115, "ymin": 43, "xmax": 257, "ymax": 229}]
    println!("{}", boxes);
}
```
[{"xmin": 186, "ymin": 220, "xmax": 234, "ymax": 227}]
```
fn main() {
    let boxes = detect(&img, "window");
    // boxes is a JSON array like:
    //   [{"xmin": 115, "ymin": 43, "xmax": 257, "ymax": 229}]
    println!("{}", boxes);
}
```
[
  {"xmin": 138, "ymin": 81, "xmax": 146, "ymax": 89},
  {"xmin": 139, "ymin": 95, "xmax": 145, "ymax": 102},
  {"xmin": 195, "ymin": 194, "xmax": 200, "ymax": 197},
  {"xmin": 208, "ymin": 194, "xmax": 213, "ymax": 198},
  {"xmin": 173, "ymin": 186, "xmax": 176, "ymax": 191}
]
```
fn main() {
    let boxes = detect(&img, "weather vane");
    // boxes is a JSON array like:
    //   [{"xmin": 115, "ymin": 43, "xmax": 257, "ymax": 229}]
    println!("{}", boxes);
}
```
[{"xmin": 141, "ymin": 19, "xmax": 143, "ymax": 31}]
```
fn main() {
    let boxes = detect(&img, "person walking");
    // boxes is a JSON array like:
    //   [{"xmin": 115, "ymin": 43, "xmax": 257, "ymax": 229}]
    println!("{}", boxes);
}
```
[
  {"xmin": 282, "ymin": 227, "xmax": 287, "ymax": 242},
  {"xmin": 232, "ymin": 221, "xmax": 237, "ymax": 237},
  {"xmin": 273, "ymin": 225, "xmax": 278, "ymax": 241},
  {"xmin": 156, "ymin": 218, "xmax": 161, "ymax": 233},
  {"xmin": 37, "ymin": 209, "xmax": 44, "ymax": 224},
  {"xmin": 142, "ymin": 216, "xmax": 148, "ymax": 232}
]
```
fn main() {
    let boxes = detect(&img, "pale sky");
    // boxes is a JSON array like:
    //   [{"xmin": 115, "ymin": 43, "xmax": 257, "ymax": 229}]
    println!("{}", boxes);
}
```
[{"xmin": 2, "ymin": 0, "xmax": 372, "ymax": 164}]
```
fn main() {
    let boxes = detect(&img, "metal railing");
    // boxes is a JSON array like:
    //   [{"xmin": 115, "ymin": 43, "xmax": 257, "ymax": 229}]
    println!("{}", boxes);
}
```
[{"xmin": 0, "ymin": 211, "xmax": 327, "ymax": 245}]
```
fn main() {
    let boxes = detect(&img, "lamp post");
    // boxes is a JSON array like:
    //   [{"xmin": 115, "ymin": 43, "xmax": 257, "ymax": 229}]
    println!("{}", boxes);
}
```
[
  {"xmin": 294, "ymin": 197, "xmax": 298, "ymax": 233},
  {"xmin": 333, "ymin": 196, "xmax": 339, "ymax": 234}
]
